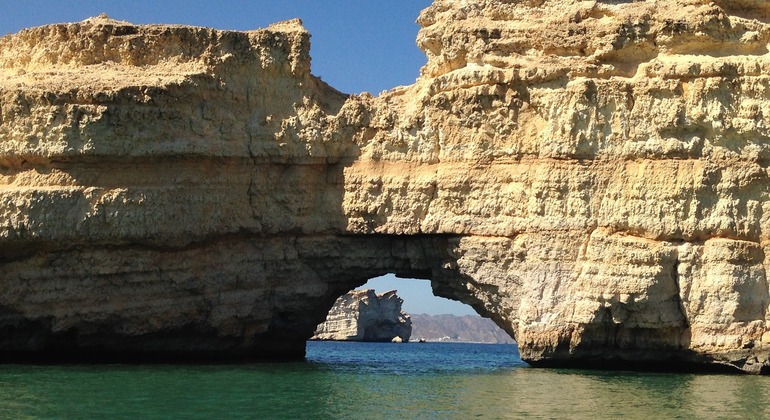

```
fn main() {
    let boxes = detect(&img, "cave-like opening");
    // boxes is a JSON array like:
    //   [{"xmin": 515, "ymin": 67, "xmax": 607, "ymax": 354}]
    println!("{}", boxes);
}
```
[
  {"xmin": 312, "ymin": 273, "xmax": 515, "ymax": 343},
  {"xmin": 307, "ymin": 273, "xmax": 523, "ymax": 373}
]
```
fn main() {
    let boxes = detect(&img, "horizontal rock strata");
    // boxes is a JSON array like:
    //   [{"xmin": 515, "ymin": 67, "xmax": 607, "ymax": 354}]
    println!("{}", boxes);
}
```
[
  {"xmin": 312, "ymin": 289, "xmax": 411, "ymax": 342},
  {"xmin": 1, "ymin": 2, "xmax": 770, "ymax": 372}
]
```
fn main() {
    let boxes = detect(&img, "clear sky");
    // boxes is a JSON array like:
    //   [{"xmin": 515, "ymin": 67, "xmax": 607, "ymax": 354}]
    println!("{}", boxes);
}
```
[
  {"xmin": 0, "ymin": 0, "xmax": 432, "ymax": 94},
  {"xmin": 3, "ymin": 1, "xmax": 479, "ymax": 316},
  {"xmin": 361, "ymin": 274, "xmax": 478, "ymax": 316}
]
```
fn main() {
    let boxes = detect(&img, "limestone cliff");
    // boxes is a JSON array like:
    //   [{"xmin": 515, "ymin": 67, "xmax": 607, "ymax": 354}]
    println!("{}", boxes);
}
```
[
  {"xmin": 311, "ymin": 289, "xmax": 411, "ymax": 342},
  {"xmin": 2, "ymin": 2, "xmax": 770, "ymax": 372}
]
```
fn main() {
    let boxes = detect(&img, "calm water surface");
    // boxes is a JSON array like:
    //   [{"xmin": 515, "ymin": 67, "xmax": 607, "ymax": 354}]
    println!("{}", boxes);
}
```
[{"xmin": 0, "ymin": 341, "xmax": 768, "ymax": 418}]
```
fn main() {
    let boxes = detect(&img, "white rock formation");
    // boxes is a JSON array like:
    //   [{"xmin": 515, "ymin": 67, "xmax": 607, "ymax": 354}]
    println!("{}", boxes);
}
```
[{"xmin": 312, "ymin": 289, "xmax": 412, "ymax": 342}]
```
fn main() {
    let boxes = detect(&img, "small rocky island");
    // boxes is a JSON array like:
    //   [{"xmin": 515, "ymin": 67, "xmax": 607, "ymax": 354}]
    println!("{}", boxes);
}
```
[
  {"xmin": 312, "ymin": 289, "xmax": 515, "ymax": 344},
  {"xmin": 312, "ymin": 289, "xmax": 412, "ymax": 342}
]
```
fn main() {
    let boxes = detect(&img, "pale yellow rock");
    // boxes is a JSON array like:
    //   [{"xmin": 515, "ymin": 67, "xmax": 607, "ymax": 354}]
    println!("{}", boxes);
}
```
[{"xmin": 1, "ymin": 1, "xmax": 770, "ymax": 372}]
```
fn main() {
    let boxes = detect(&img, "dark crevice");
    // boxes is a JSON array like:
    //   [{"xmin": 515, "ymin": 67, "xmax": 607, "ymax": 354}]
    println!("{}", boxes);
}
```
[{"xmin": 670, "ymin": 257, "xmax": 690, "ymax": 332}]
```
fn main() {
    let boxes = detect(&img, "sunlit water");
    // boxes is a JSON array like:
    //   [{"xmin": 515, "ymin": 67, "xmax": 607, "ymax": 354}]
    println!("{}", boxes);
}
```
[{"xmin": 0, "ymin": 341, "xmax": 768, "ymax": 418}]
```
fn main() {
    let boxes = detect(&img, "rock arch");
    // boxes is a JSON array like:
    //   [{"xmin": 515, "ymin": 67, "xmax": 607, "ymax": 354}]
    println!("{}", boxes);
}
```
[{"xmin": 2, "ymin": 2, "xmax": 770, "ymax": 372}]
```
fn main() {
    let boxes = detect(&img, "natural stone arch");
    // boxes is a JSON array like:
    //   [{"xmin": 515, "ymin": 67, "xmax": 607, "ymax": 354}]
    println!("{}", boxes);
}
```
[
  {"xmin": 264, "ymin": 234, "xmax": 517, "ymax": 359},
  {"xmin": 2, "ymin": 1, "xmax": 770, "ymax": 374}
]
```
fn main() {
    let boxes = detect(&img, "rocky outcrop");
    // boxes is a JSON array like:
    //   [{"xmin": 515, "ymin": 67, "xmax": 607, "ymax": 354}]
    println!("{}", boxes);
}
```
[
  {"xmin": 312, "ymin": 289, "xmax": 411, "ymax": 342},
  {"xmin": 410, "ymin": 314, "xmax": 515, "ymax": 344},
  {"xmin": 2, "ymin": 1, "xmax": 770, "ymax": 372}
]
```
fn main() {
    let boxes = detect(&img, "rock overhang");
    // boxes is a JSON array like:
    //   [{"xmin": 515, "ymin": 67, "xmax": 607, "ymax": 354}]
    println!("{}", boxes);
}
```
[{"xmin": 1, "ymin": 1, "xmax": 770, "ymax": 373}]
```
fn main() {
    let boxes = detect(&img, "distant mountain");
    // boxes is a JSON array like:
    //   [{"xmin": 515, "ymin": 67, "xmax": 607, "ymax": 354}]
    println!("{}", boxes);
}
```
[{"xmin": 409, "ymin": 314, "xmax": 515, "ymax": 344}]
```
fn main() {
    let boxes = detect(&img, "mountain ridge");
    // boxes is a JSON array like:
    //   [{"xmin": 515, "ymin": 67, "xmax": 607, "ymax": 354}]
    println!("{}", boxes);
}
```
[{"xmin": 409, "ymin": 313, "xmax": 515, "ymax": 344}]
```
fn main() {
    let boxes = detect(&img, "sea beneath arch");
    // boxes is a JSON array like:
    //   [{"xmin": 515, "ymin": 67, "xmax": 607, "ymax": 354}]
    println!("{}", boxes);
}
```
[{"xmin": 0, "ymin": 341, "xmax": 768, "ymax": 418}]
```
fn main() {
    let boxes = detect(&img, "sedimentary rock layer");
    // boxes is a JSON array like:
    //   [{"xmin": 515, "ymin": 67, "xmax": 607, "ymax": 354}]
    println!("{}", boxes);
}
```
[
  {"xmin": 312, "ymin": 289, "xmax": 411, "ymax": 342},
  {"xmin": 1, "ymin": 1, "xmax": 770, "ymax": 372}
]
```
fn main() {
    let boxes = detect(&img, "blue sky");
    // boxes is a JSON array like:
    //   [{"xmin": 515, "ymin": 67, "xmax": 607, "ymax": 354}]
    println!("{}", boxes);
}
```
[
  {"xmin": 1, "ymin": 0, "xmax": 431, "ymax": 94},
  {"xmin": 3, "ymin": 1, "xmax": 478, "ymax": 316},
  {"xmin": 362, "ymin": 275, "xmax": 478, "ymax": 316}
]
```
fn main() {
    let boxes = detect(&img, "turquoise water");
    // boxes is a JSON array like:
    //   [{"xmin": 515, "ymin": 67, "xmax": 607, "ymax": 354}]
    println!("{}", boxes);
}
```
[{"xmin": 0, "ymin": 342, "xmax": 768, "ymax": 418}]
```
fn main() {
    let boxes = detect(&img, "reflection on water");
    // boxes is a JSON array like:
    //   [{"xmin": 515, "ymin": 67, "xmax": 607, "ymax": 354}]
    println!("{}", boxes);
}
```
[
  {"xmin": 0, "ymin": 342, "xmax": 768, "ymax": 418},
  {"xmin": 311, "ymin": 367, "xmax": 770, "ymax": 419},
  {"xmin": 453, "ymin": 369, "xmax": 770, "ymax": 419}
]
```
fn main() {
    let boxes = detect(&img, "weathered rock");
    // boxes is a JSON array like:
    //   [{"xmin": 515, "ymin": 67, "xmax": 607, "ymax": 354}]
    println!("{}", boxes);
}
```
[
  {"xmin": 1, "ymin": 2, "xmax": 770, "ymax": 372},
  {"xmin": 312, "ymin": 289, "xmax": 412, "ymax": 342}
]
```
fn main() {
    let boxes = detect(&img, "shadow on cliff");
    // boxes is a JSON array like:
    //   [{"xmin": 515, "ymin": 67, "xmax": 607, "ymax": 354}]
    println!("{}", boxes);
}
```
[
  {"xmin": 0, "ymin": 18, "xmax": 515, "ymax": 363},
  {"xmin": 295, "ymin": 234, "xmax": 516, "ymax": 354}
]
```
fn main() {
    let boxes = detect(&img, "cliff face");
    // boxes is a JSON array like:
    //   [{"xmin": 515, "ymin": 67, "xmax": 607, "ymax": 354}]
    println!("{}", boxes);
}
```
[
  {"xmin": 312, "ymin": 289, "xmax": 411, "ymax": 342},
  {"xmin": 2, "ymin": 1, "xmax": 770, "ymax": 372}
]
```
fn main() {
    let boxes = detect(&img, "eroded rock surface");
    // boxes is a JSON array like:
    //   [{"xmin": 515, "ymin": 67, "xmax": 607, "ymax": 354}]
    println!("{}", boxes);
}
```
[
  {"xmin": 312, "ymin": 289, "xmax": 411, "ymax": 342},
  {"xmin": 1, "ymin": 2, "xmax": 770, "ymax": 372}
]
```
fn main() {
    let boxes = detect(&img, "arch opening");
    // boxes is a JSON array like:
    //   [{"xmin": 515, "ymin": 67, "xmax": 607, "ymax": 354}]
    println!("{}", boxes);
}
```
[
  {"xmin": 304, "ymin": 271, "xmax": 524, "ymax": 374},
  {"xmin": 309, "ymin": 273, "xmax": 517, "ymax": 346}
]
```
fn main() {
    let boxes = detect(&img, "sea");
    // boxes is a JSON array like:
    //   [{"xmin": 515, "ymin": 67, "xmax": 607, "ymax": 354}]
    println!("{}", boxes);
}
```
[{"xmin": 0, "ymin": 341, "xmax": 768, "ymax": 419}]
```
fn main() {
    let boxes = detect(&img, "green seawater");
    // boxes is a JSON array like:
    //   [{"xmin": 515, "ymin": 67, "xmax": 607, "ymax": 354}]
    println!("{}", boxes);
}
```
[{"xmin": 0, "ymin": 341, "xmax": 768, "ymax": 419}]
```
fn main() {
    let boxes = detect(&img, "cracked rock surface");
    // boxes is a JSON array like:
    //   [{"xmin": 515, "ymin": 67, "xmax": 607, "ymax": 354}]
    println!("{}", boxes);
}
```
[
  {"xmin": 311, "ymin": 289, "xmax": 412, "ymax": 342},
  {"xmin": 2, "ymin": 1, "xmax": 770, "ymax": 372}
]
